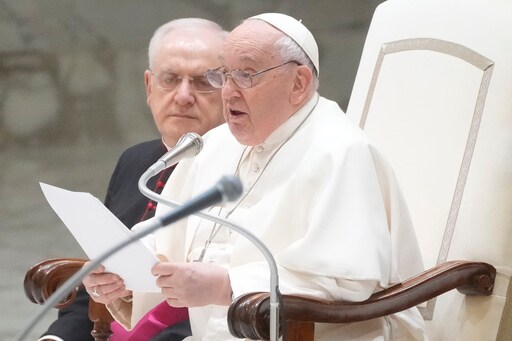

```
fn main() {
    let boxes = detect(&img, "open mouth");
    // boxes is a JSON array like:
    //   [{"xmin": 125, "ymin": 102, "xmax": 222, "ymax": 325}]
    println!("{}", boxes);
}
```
[{"xmin": 230, "ymin": 109, "xmax": 246, "ymax": 117}]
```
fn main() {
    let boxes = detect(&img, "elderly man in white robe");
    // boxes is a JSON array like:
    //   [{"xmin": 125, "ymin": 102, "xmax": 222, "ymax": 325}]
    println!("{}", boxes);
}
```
[{"xmin": 84, "ymin": 13, "xmax": 428, "ymax": 340}]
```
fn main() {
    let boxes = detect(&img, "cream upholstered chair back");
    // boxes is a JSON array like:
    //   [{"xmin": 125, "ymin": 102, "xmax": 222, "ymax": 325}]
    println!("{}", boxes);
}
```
[{"xmin": 345, "ymin": 0, "xmax": 512, "ymax": 340}]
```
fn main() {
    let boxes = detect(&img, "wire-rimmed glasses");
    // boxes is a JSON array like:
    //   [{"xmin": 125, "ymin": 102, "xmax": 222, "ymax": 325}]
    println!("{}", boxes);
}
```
[
  {"xmin": 150, "ymin": 70, "xmax": 218, "ymax": 93},
  {"xmin": 206, "ymin": 60, "xmax": 298, "ymax": 89}
]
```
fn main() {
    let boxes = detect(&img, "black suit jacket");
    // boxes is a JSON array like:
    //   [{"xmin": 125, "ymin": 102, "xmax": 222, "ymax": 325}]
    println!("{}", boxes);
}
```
[{"xmin": 44, "ymin": 139, "xmax": 175, "ymax": 340}]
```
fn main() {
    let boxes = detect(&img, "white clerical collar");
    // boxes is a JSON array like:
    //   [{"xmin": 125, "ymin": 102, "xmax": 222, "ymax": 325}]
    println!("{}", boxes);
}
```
[
  {"xmin": 259, "ymin": 92, "xmax": 319, "ymax": 148},
  {"xmin": 162, "ymin": 138, "xmax": 171, "ymax": 151}
]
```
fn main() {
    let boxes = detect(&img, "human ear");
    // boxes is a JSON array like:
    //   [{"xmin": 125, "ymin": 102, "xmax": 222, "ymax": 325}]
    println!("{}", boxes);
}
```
[
  {"xmin": 144, "ymin": 69, "xmax": 152, "ymax": 105},
  {"xmin": 290, "ymin": 65, "xmax": 313, "ymax": 105}
]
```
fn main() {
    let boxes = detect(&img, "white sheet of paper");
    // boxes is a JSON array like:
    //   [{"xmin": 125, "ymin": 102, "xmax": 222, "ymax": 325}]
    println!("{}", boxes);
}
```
[{"xmin": 40, "ymin": 182, "xmax": 160, "ymax": 292}]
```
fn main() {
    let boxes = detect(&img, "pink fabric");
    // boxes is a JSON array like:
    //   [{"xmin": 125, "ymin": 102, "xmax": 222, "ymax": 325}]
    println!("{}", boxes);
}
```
[{"xmin": 110, "ymin": 302, "xmax": 188, "ymax": 341}]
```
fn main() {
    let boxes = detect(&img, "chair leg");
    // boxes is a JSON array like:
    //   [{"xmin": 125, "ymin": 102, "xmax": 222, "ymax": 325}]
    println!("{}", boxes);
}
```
[
  {"xmin": 89, "ymin": 299, "xmax": 113, "ymax": 341},
  {"xmin": 91, "ymin": 321, "xmax": 113, "ymax": 341}
]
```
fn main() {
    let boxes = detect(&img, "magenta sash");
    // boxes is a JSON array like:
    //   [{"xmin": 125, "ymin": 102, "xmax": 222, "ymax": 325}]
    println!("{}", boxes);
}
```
[{"xmin": 110, "ymin": 301, "xmax": 188, "ymax": 341}]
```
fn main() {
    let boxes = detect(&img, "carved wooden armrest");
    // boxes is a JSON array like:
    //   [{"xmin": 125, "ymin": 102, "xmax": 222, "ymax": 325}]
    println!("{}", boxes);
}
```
[
  {"xmin": 24, "ymin": 258, "xmax": 114, "ymax": 341},
  {"xmin": 228, "ymin": 260, "xmax": 496, "ymax": 340},
  {"xmin": 24, "ymin": 258, "xmax": 88, "ymax": 308}
]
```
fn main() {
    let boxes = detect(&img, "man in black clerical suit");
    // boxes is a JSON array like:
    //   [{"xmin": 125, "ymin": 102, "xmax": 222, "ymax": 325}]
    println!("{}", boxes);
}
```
[{"xmin": 39, "ymin": 18, "xmax": 226, "ymax": 341}]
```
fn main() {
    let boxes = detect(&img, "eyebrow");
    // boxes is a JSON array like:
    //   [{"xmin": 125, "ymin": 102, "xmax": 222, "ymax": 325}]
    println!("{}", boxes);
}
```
[{"xmin": 158, "ymin": 69, "xmax": 209, "ymax": 76}]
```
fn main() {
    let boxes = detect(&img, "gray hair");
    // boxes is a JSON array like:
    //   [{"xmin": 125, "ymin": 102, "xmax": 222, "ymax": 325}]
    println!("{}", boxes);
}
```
[
  {"xmin": 274, "ymin": 34, "xmax": 319, "ymax": 91},
  {"xmin": 148, "ymin": 18, "xmax": 226, "ymax": 69}
]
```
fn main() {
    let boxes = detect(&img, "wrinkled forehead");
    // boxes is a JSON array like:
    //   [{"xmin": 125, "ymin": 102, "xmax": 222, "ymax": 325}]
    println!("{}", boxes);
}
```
[{"xmin": 220, "ymin": 20, "xmax": 284, "ymax": 67}]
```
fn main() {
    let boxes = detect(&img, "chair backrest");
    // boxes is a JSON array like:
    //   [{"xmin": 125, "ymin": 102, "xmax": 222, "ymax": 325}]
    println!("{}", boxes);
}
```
[{"xmin": 345, "ymin": 0, "xmax": 512, "ymax": 340}]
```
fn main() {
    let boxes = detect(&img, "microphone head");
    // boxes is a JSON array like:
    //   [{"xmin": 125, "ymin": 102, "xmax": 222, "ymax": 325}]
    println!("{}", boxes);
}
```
[
  {"xmin": 217, "ymin": 175, "xmax": 244, "ymax": 203},
  {"xmin": 162, "ymin": 132, "xmax": 203, "ymax": 168},
  {"xmin": 176, "ymin": 132, "xmax": 203, "ymax": 152}
]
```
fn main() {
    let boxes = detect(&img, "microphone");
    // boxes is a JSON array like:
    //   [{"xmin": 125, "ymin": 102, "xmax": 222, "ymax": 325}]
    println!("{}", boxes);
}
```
[
  {"xmin": 15, "ymin": 175, "xmax": 242, "ymax": 341},
  {"xmin": 146, "ymin": 132, "xmax": 203, "ymax": 177},
  {"xmin": 159, "ymin": 175, "xmax": 242, "ymax": 226},
  {"xmin": 139, "ymin": 132, "xmax": 203, "ymax": 202}
]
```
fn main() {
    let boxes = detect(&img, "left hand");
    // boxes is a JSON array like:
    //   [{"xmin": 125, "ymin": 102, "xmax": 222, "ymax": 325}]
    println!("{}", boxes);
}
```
[
  {"xmin": 152, "ymin": 261, "xmax": 232, "ymax": 308},
  {"xmin": 82, "ymin": 263, "xmax": 131, "ymax": 305}
]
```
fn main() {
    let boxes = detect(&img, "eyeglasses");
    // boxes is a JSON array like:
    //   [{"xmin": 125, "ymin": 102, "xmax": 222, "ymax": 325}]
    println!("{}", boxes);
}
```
[
  {"xmin": 206, "ymin": 60, "xmax": 298, "ymax": 89},
  {"xmin": 150, "ymin": 70, "xmax": 217, "ymax": 93}
]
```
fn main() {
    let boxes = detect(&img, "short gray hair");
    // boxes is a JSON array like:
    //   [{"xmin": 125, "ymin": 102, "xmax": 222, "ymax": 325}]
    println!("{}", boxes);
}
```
[
  {"xmin": 274, "ymin": 34, "xmax": 319, "ymax": 90},
  {"xmin": 148, "ymin": 18, "xmax": 226, "ymax": 69}
]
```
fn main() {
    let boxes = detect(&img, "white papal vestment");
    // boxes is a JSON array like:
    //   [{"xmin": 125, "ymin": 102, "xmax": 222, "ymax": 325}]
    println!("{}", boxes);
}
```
[{"xmin": 108, "ymin": 93, "xmax": 427, "ymax": 340}]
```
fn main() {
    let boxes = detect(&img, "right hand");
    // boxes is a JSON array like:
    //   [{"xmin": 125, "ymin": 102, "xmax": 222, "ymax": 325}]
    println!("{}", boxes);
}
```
[{"xmin": 82, "ymin": 262, "xmax": 131, "ymax": 304}]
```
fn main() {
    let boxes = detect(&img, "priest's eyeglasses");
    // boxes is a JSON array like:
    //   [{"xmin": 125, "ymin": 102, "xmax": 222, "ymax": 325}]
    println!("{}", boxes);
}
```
[
  {"xmin": 206, "ymin": 60, "xmax": 298, "ymax": 89},
  {"xmin": 150, "ymin": 70, "xmax": 217, "ymax": 93}
]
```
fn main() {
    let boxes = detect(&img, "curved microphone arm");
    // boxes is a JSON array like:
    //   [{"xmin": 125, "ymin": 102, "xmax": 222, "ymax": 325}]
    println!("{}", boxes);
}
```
[{"xmin": 138, "ymin": 171, "xmax": 281, "ymax": 341}]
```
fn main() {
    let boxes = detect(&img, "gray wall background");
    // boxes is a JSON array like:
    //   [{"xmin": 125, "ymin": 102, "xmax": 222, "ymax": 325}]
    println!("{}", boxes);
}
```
[{"xmin": 0, "ymin": 0, "xmax": 382, "ymax": 339}]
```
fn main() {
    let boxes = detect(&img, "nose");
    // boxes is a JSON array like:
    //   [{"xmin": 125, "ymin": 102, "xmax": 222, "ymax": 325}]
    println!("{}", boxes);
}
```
[
  {"xmin": 221, "ymin": 76, "xmax": 240, "ymax": 100},
  {"xmin": 174, "ymin": 78, "xmax": 195, "ymax": 105}
]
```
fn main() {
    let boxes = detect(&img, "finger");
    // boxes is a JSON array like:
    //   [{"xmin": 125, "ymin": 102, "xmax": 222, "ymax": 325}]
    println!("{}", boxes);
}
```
[
  {"xmin": 151, "ymin": 262, "xmax": 174, "ymax": 276},
  {"xmin": 101, "ymin": 287, "xmax": 131, "ymax": 302},
  {"xmin": 88, "ymin": 286, "xmax": 105, "ymax": 302},
  {"xmin": 91, "ymin": 264, "xmax": 106, "ymax": 273},
  {"xmin": 93, "ymin": 273, "xmax": 125, "ymax": 286},
  {"xmin": 88, "ymin": 286, "xmax": 98, "ymax": 298},
  {"xmin": 83, "ymin": 274, "xmax": 123, "ymax": 297},
  {"xmin": 96, "ymin": 281, "xmax": 126, "ymax": 297},
  {"xmin": 90, "ymin": 288, "xmax": 131, "ymax": 305},
  {"xmin": 88, "ymin": 282, "xmax": 130, "ymax": 301},
  {"xmin": 156, "ymin": 253, "xmax": 168, "ymax": 262},
  {"xmin": 83, "ymin": 273, "xmax": 102, "ymax": 288},
  {"xmin": 84, "ymin": 262, "xmax": 105, "ymax": 274},
  {"xmin": 155, "ymin": 274, "xmax": 174, "ymax": 289}
]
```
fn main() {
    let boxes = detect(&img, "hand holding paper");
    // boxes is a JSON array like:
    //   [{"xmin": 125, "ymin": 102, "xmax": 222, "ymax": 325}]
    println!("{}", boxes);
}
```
[{"xmin": 40, "ymin": 182, "xmax": 160, "ymax": 292}]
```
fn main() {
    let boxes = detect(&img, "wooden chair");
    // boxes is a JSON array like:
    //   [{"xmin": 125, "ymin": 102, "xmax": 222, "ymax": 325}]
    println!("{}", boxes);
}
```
[{"xmin": 24, "ymin": 0, "xmax": 512, "ymax": 340}]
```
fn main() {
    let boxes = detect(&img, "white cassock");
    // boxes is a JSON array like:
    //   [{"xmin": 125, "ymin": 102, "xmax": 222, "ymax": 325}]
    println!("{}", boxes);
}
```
[{"xmin": 109, "ymin": 93, "xmax": 428, "ymax": 340}]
